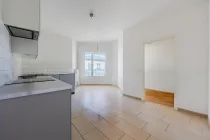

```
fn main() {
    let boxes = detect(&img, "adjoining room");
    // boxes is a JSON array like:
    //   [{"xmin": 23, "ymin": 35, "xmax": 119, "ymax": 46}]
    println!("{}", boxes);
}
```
[{"xmin": 144, "ymin": 38, "xmax": 176, "ymax": 107}]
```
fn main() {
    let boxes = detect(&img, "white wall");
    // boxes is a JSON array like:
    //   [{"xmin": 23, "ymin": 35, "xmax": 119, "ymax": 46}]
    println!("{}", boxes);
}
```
[
  {"xmin": 0, "ymin": 22, "xmax": 13, "ymax": 86},
  {"xmin": 0, "ymin": 1, "xmax": 22, "ymax": 85},
  {"xmin": 145, "ymin": 39, "xmax": 175, "ymax": 93},
  {"xmin": 2, "ymin": 0, "xmax": 40, "ymax": 31},
  {"xmin": 112, "ymin": 40, "xmax": 118, "ymax": 86},
  {"xmin": 0, "ymin": 0, "xmax": 2, "ymax": 20},
  {"xmin": 21, "ymin": 31, "xmax": 73, "ymax": 74},
  {"xmin": 118, "ymin": 32, "xmax": 124, "ymax": 90},
  {"xmin": 77, "ymin": 41, "xmax": 118, "ymax": 85},
  {"xmin": 208, "ymin": 0, "xmax": 210, "ymax": 123},
  {"xmin": 123, "ymin": 1, "xmax": 209, "ymax": 114},
  {"xmin": 12, "ymin": 54, "xmax": 22, "ymax": 79},
  {"xmin": 72, "ymin": 40, "xmax": 77, "ymax": 70}
]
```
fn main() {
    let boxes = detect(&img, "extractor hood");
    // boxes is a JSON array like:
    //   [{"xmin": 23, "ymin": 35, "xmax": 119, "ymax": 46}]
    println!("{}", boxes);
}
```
[
  {"xmin": 5, "ymin": 24, "xmax": 39, "ymax": 40},
  {"xmin": 4, "ymin": 24, "xmax": 39, "ymax": 59}
]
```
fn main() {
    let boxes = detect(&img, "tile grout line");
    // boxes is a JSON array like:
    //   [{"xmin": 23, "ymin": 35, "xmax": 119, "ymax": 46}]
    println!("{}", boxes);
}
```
[
  {"xmin": 145, "ymin": 135, "xmax": 151, "ymax": 140},
  {"xmin": 71, "ymin": 111, "xmax": 82, "ymax": 120},
  {"xmin": 118, "ymin": 133, "xmax": 125, "ymax": 140},
  {"xmin": 71, "ymin": 123, "xmax": 85, "ymax": 140},
  {"xmin": 75, "ymin": 107, "xmax": 90, "ymax": 112},
  {"xmin": 115, "ymin": 113, "xmax": 151, "ymax": 140},
  {"xmin": 161, "ymin": 115, "xmax": 166, "ymax": 121},
  {"xmin": 161, "ymin": 114, "xmax": 166, "ymax": 120},
  {"xmin": 89, "ymin": 121, "xmax": 117, "ymax": 140},
  {"xmin": 71, "ymin": 105, "xmax": 91, "ymax": 120},
  {"xmin": 115, "ymin": 123, "xmax": 148, "ymax": 140},
  {"xmin": 82, "ymin": 109, "xmax": 118, "ymax": 140},
  {"xmin": 165, "ymin": 124, "xmax": 170, "ymax": 131},
  {"xmin": 92, "ymin": 108, "xmax": 153, "ymax": 138},
  {"xmin": 100, "ymin": 113, "xmax": 121, "ymax": 125},
  {"xmin": 152, "ymin": 135, "xmax": 162, "ymax": 140},
  {"xmin": 136, "ymin": 112, "xmax": 142, "ymax": 116},
  {"xmin": 141, "ymin": 122, "xmax": 149, "ymax": 131},
  {"xmin": 88, "ymin": 107, "xmax": 127, "ymax": 135},
  {"xmin": 122, "ymin": 134, "xmax": 136, "ymax": 140},
  {"xmin": 157, "ymin": 107, "xmax": 161, "ymax": 112},
  {"xmin": 72, "ymin": 106, "xmax": 98, "ymax": 138},
  {"xmin": 117, "ymin": 114, "xmax": 148, "ymax": 130}
]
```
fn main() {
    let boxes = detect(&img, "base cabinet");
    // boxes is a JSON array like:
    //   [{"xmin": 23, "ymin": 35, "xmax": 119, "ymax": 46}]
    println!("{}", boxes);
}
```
[
  {"xmin": 0, "ymin": 90, "xmax": 71, "ymax": 140},
  {"xmin": 52, "ymin": 73, "xmax": 76, "ymax": 93}
]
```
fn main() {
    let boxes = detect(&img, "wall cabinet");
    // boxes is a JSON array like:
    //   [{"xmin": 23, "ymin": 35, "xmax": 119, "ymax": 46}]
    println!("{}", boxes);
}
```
[
  {"xmin": 2, "ymin": 0, "xmax": 40, "ymax": 31},
  {"xmin": 11, "ymin": 37, "xmax": 38, "ymax": 57}
]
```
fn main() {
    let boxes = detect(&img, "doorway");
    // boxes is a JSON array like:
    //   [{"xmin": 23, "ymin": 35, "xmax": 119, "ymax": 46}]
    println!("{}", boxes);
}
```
[{"xmin": 144, "ymin": 38, "xmax": 175, "ymax": 107}]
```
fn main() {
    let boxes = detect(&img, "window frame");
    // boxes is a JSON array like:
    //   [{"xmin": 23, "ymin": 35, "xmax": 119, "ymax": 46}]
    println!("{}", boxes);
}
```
[{"xmin": 84, "ymin": 52, "xmax": 106, "ymax": 77}]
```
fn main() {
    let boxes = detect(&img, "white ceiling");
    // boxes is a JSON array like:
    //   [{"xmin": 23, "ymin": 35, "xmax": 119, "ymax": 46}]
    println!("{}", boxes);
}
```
[{"xmin": 41, "ymin": 0, "xmax": 203, "ymax": 41}]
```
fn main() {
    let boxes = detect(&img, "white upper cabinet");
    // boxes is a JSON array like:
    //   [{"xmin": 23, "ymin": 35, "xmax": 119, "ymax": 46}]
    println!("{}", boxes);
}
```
[
  {"xmin": 2, "ymin": 0, "xmax": 40, "ymax": 31},
  {"xmin": 11, "ymin": 37, "xmax": 38, "ymax": 57}
]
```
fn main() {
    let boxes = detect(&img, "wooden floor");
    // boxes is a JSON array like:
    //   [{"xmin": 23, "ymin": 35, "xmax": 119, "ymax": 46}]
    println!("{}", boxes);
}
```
[
  {"xmin": 72, "ymin": 86, "xmax": 210, "ymax": 140},
  {"xmin": 144, "ymin": 89, "xmax": 174, "ymax": 107}
]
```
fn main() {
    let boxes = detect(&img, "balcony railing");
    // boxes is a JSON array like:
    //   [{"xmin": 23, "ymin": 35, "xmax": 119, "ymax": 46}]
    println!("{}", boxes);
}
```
[{"xmin": 85, "ymin": 69, "xmax": 105, "ymax": 76}]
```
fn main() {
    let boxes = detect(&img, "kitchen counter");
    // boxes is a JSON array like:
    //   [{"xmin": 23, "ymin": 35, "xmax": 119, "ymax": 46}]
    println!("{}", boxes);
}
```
[
  {"xmin": 0, "ymin": 76, "xmax": 72, "ymax": 140},
  {"xmin": 0, "ymin": 76, "xmax": 72, "ymax": 101},
  {"xmin": 51, "ymin": 73, "xmax": 77, "ymax": 94}
]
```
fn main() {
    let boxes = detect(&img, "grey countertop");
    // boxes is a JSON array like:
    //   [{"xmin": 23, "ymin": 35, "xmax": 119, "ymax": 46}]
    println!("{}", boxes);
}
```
[{"xmin": 0, "ymin": 77, "xmax": 72, "ymax": 101}]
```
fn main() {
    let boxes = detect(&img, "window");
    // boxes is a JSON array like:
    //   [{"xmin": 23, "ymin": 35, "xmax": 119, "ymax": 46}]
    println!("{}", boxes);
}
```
[
  {"xmin": 84, "ymin": 53, "xmax": 92, "ymax": 76},
  {"xmin": 84, "ymin": 53, "xmax": 106, "ymax": 77}
]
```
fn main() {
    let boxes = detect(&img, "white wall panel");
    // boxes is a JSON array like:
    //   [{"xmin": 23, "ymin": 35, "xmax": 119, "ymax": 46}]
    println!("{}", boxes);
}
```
[{"xmin": 123, "ymin": 1, "xmax": 208, "ymax": 114}]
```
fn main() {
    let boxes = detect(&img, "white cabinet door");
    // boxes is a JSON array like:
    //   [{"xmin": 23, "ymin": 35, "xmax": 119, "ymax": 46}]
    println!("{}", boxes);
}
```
[
  {"xmin": 11, "ymin": 37, "xmax": 38, "ymax": 56},
  {"xmin": 3, "ymin": 0, "xmax": 40, "ymax": 31}
]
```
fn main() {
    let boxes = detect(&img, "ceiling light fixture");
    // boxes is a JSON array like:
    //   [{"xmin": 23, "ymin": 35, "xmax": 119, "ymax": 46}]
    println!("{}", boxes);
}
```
[
  {"xmin": 89, "ymin": 11, "xmax": 99, "ymax": 51},
  {"xmin": 89, "ymin": 12, "xmax": 94, "ymax": 19}
]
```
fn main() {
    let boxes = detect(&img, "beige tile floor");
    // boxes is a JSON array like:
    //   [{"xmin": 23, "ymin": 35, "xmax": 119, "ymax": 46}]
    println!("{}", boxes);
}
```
[{"xmin": 72, "ymin": 86, "xmax": 210, "ymax": 140}]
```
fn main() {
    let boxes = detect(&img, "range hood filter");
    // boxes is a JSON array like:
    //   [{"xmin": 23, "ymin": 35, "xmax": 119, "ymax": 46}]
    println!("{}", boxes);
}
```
[{"xmin": 5, "ymin": 25, "xmax": 39, "ymax": 40}]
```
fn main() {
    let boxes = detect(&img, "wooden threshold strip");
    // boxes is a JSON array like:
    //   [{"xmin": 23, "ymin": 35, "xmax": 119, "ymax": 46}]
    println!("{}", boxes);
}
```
[{"xmin": 144, "ymin": 89, "xmax": 174, "ymax": 107}]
